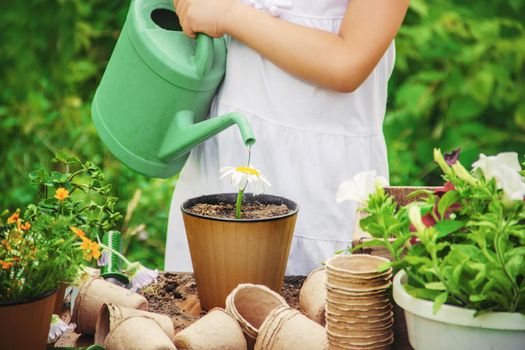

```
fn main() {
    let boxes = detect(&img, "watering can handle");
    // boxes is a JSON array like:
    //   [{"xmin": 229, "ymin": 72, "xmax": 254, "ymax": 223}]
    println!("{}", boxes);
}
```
[{"xmin": 193, "ymin": 34, "xmax": 214, "ymax": 77}]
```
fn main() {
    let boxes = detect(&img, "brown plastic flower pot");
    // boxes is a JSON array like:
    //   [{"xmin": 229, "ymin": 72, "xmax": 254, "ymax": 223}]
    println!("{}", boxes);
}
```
[
  {"xmin": 53, "ymin": 283, "xmax": 68, "ymax": 315},
  {"xmin": 0, "ymin": 289, "xmax": 57, "ymax": 350},
  {"xmin": 181, "ymin": 193, "xmax": 298, "ymax": 310}
]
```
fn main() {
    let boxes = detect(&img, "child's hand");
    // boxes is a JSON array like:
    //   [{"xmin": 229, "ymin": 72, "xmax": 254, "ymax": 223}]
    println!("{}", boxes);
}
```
[{"xmin": 173, "ymin": 0, "xmax": 238, "ymax": 38}]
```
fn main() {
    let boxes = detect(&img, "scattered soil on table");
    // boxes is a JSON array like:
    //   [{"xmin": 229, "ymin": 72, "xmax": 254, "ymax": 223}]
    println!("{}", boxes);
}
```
[
  {"xmin": 139, "ymin": 273, "xmax": 305, "ymax": 334},
  {"xmin": 188, "ymin": 202, "xmax": 290, "ymax": 219}
]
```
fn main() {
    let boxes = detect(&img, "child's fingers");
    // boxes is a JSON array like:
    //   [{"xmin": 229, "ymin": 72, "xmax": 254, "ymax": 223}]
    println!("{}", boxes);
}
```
[
  {"xmin": 177, "ymin": 0, "xmax": 196, "ymax": 38},
  {"xmin": 173, "ymin": 0, "xmax": 181, "ymax": 12}
]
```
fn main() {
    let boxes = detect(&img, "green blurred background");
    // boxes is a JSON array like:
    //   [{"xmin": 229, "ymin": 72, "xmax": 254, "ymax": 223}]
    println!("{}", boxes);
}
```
[{"xmin": 1, "ymin": 0, "xmax": 524, "ymax": 269}]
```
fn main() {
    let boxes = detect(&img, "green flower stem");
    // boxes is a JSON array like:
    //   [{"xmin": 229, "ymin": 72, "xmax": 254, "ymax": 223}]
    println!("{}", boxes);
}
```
[
  {"xmin": 99, "ymin": 243, "xmax": 132, "ymax": 267},
  {"xmin": 235, "ymin": 189, "xmax": 245, "ymax": 220}
]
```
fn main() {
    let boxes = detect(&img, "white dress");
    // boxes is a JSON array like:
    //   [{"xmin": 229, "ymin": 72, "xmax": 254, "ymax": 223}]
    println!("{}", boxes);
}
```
[{"xmin": 165, "ymin": 0, "xmax": 394, "ymax": 275}]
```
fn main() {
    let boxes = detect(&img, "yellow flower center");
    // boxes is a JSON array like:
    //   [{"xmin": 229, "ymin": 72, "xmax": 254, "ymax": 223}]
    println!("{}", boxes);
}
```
[{"xmin": 235, "ymin": 166, "xmax": 260, "ymax": 176}]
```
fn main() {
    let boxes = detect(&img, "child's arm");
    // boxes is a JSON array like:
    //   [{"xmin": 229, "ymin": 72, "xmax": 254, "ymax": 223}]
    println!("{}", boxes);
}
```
[{"xmin": 174, "ymin": 0, "xmax": 409, "ymax": 93}]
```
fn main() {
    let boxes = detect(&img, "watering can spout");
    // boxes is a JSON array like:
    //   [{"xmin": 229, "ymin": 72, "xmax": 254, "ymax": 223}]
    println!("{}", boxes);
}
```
[{"xmin": 158, "ymin": 111, "xmax": 256, "ymax": 162}]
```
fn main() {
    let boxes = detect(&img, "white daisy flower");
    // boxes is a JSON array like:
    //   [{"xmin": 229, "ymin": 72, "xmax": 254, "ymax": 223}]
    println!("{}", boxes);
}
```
[
  {"xmin": 219, "ymin": 165, "xmax": 271, "ymax": 195},
  {"xmin": 48, "ymin": 314, "xmax": 74, "ymax": 343},
  {"xmin": 127, "ymin": 262, "xmax": 158, "ymax": 292}
]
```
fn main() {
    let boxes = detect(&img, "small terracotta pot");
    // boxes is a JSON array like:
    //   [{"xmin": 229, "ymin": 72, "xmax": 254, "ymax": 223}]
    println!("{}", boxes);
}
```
[
  {"xmin": 225, "ymin": 283, "xmax": 288, "ymax": 346},
  {"xmin": 0, "ymin": 289, "xmax": 57, "ymax": 350},
  {"xmin": 299, "ymin": 267, "xmax": 326, "ymax": 325},
  {"xmin": 182, "ymin": 193, "xmax": 298, "ymax": 311},
  {"xmin": 173, "ymin": 308, "xmax": 247, "ymax": 350},
  {"xmin": 95, "ymin": 304, "xmax": 174, "ymax": 345},
  {"xmin": 104, "ymin": 315, "xmax": 176, "ymax": 350},
  {"xmin": 255, "ymin": 305, "xmax": 328, "ymax": 350},
  {"xmin": 72, "ymin": 278, "xmax": 148, "ymax": 335}
]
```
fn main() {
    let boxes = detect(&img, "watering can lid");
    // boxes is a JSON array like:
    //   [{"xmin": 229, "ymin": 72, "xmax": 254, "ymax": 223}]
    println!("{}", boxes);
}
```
[{"xmin": 126, "ymin": 0, "xmax": 227, "ymax": 91}]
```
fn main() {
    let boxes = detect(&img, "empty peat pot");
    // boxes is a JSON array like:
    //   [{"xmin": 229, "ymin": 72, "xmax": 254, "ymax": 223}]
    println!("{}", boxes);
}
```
[
  {"xmin": 72, "ymin": 278, "xmax": 148, "ymax": 335},
  {"xmin": 181, "ymin": 193, "xmax": 298, "ymax": 310}
]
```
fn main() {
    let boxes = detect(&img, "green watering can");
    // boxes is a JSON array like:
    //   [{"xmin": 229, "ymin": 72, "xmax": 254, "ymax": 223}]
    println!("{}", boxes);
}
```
[{"xmin": 92, "ymin": 0, "xmax": 255, "ymax": 178}]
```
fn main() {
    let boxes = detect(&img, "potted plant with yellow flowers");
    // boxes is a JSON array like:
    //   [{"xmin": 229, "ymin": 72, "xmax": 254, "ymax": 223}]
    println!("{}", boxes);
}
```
[
  {"xmin": 0, "ymin": 152, "xmax": 123, "ymax": 350},
  {"xmin": 181, "ymin": 161, "xmax": 299, "ymax": 310}
]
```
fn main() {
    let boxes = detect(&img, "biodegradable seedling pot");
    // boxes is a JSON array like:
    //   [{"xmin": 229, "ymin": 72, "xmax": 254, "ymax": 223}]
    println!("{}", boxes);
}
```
[
  {"xmin": 173, "ymin": 308, "xmax": 248, "ymax": 350},
  {"xmin": 0, "ymin": 289, "xmax": 57, "ymax": 350},
  {"xmin": 181, "ymin": 193, "xmax": 298, "ymax": 310},
  {"xmin": 327, "ymin": 333, "xmax": 394, "ymax": 350},
  {"xmin": 299, "ymin": 267, "xmax": 327, "ymax": 325},
  {"xmin": 254, "ymin": 305, "xmax": 328, "ymax": 350},
  {"xmin": 95, "ymin": 303, "xmax": 175, "ymax": 345},
  {"xmin": 104, "ymin": 315, "xmax": 176, "ymax": 350},
  {"xmin": 226, "ymin": 283, "xmax": 288, "ymax": 348},
  {"xmin": 72, "ymin": 278, "xmax": 148, "ymax": 335},
  {"xmin": 326, "ymin": 255, "xmax": 391, "ymax": 275}
]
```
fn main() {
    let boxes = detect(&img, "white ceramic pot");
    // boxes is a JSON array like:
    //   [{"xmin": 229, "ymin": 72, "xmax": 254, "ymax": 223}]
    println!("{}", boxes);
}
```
[{"xmin": 393, "ymin": 270, "xmax": 525, "ymax": 350}]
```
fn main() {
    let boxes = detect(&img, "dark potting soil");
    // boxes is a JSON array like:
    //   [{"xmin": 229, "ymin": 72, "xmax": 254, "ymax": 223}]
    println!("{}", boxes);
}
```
[
  {"xmin": 188, "ymin": 202, "xmax": 290, "ymax": 219},
  {"xmin": 139, "ymin": 272, "xmax": 306, "ymax": 334}
]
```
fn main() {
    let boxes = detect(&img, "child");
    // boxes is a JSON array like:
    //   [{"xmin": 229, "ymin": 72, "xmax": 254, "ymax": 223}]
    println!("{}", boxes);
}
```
[{"xmin": 165, "ymin": 0, "xmax": 409, "ymax": 275}]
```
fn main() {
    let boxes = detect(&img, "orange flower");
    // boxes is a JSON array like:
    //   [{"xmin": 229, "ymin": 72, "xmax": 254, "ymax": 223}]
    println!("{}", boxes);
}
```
[
  {"xmin": 80, "ymin": 237, "xmax": 101, "ymax": 261},
  {"xmin": 70, "ymin": 227, "xmax": 86, "ymax": 239},
  {"xmin": 0, "ymin": 260, "xmax": 13, "ymax": 270},
  {"xmin": 90, "ymin": 241, "xmax": 101, "ymax": 260},
  {"xmin": 54, "ymin": 188, "xmax": 70, "ymax": 201},
  {"xmin": 7, "ymin": 211, "xmax": 20, "ymax": 225},
  {"xmin": 20, "ymin": 222, "xmax": 31, "ymax": 231},
  {"xmin": 1, "ymin": 239, "xmax": 11, "ymax": 251}
]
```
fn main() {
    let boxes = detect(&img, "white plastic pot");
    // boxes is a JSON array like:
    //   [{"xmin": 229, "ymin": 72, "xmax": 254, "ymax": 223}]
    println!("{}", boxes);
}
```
[{"xmin": 393, "ymin": 270, "xmax": 525, "ymax": 350}]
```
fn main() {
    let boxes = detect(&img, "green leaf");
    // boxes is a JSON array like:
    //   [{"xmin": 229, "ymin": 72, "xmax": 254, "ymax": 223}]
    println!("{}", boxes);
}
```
[
  {"xmin": 403, "ymin": 284, "xmax": 442, "ymax": 301},
  {"xmin": 434, "ymin": 220, "xmax": 466, "ymax": 239},
  {"xmin": 505, "ymin": 255, "xmax": 524, "ymax": 280},
  {"xmin": 437, "ymin": 190, "xmax": 460, "ymax": 218},
  {"xmin": 433, "ymin": 292, "xmax": 449, "ymax": 314},
  {"xmin": 425, "ymin": 282, "xmax": 446, "ymax": 290},
  {"xmin": 470, "ymin": 294, "xmax": 487, "ymax": 302}
]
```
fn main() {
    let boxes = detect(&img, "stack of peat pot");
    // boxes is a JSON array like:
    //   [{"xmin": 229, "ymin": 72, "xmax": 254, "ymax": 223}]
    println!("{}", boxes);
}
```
[{"xmin": 325, "ymin": 255, "xmax": 394, "ymax": 350}]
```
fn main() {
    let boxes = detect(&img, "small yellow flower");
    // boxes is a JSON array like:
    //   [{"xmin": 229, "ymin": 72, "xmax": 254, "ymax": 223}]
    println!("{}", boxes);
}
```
[
  {"xmin": 54, "ymin": 188, "xmax": 70, "ymax": 201},
  {"xmin": 70, "ymin": 227, "xmax": 86, "ymax": 239},
  {"xmin": 90, "ymin": 241, "xmax": 101, "ymax": 260},
  {"xmin": 7, "ymin": 210, "xmax": 20, "ymax": 225},
  {"xmin": 0, "ymin": 260, "xmax": 14, "ymax": 270},
  {"xmin": 80, "ymin": 237, "xmax": 101, "ymax": 261}
]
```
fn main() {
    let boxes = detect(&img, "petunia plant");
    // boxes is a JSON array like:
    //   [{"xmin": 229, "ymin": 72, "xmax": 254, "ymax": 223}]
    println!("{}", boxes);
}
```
[
  {"xmin": 337, "ymin": 148, "xmax": 525, "ymax": 315},
  {"xmin": 219, "ymin": 163, "xmax": 271, "ymax": 219}
]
